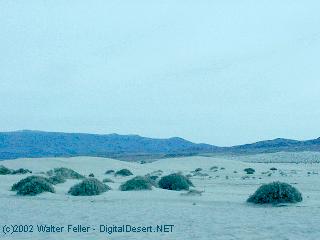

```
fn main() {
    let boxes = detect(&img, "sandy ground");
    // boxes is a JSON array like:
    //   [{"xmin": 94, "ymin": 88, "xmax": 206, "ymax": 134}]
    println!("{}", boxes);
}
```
[{"xmin": 1, "ymin": 155, "xmax": 320, "ymax": 240}]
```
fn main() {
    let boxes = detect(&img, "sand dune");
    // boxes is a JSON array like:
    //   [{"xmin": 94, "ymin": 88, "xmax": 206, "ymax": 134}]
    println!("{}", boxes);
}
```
[{"xmin": 1, "ymin": 155, "xmax": 320, "ymax": 239}]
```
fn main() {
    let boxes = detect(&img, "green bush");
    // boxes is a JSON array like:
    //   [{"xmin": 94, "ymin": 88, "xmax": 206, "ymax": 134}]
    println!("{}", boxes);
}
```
[
  {"xmin": 11, "ymin": 176, "xmax": 55, "ymax": 196},
  {"xmin": 11, "ymin": 168, "xmax": 32, "ymax": 175},
  {"xmin": 194, "ymin": 168, "xmax": 202, "ymax": 172},
  {"xmin": 47, "ymin": 175, "xmax": 66, "ymax": 185},
  {"xmin": 115, "ymin": 169, "xmax": 133, "ymax": 176},
  {"xmin": 148, "ymin": 175, "xmax": 159, "ymax": 181},
  {"xmin": 11, "ymin": 176, "xmax": 49, "ymax": 191},
  {"xmin": 47, "ymin": 167, "xmax": 84, "ymax": 179},
  {"xmin": 68, "ymin": 178, "xmax": 111, "ymax": 196},
  {"xmin": 89, "ymin": 173, "xmax": 94, "ymax": 177},
  {"xmin": 270, "ymin": 167, "xmax": 277, "ymax": 171},
  {"xmin": 105, "ymin": 170, "xmax": 115, "ymax": 174},
  {"xmin": 158, "ymin": 173, "xmax": 193, "ymax": 191},
  {"xmin": 247, "ymin": 181, "xmax": 303, "ymax": 204},
  {"xmin": 102, "ymin": 178, "xmax": 114, "ymax": 183},
  {"xmin": 244, "ymin": 168, "xmax": 255, "ymax": 174},
  {"xmin": 120, "ymin": 176, "xmax": 152, "ymax": 191},
  {"xmin": 0, "ymin": 165, "xmax": 12, "ymax": 175}
]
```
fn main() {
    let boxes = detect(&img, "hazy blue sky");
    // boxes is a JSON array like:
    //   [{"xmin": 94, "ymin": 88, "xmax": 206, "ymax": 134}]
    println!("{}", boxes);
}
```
[{"xmin": 1, "ymin": 0, "xmax": 320, "ymax": 146}]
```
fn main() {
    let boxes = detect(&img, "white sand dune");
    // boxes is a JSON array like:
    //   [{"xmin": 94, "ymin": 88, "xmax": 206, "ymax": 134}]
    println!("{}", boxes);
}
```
[{"xmin": 1, "ymin": 155, "xmax": 320, "ymax": 239}]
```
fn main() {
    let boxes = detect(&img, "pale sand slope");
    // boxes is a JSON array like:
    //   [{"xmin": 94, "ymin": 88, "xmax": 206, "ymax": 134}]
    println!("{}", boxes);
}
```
[{"xmin": 0, "ymin": 156, "xmax": 320, "ymax": 240}]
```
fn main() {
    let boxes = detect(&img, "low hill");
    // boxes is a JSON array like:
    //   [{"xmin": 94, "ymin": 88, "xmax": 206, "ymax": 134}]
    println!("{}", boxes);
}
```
[
  {"xmin": 0, "ymin": 130, "xmax": 320, "ymax": 160},
  {"xmin": 0, "ymin": 130, "xmax": 217, "ymax": 160}
]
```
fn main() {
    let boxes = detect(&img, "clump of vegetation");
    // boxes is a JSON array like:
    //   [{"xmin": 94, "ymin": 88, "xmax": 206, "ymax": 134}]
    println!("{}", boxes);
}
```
[
  {"xmin": 11, "ymin": 168, "xmax": 32, "ymax": 175},
  {"xmin": 11, "ymin": 176, "xmax": 49, "ymax": 191},
  {"xmin": 210, "ymin": 166, "xmax": 218, "ymax": 170},
  {"xmin": 115, "ymin": 169, "xmax": 133, "ymax": 176},
  {"xmin": 244, "ymin": 168, "xmax": 255, "ymax": 174},
  {"xmin": 148, "ymin": 175, "xmax": 159, "ymax": 181},
  {"xmin": 193, "ymin": 172, "xmax": 209, "ymax": 177},
  {"xmin": 150, "ymin": 170, "xmax": 163, "ymax": 175},
  {"xmin": 11, "ymin": 176, "xmax": 55, "ymax": 196},
  {"xmin": 89, "ymin": 173, "xmax": 94, "ymax": 177},
  {"xmin": 47, "ymin": 167, "xmax": 84, "ymax": 179},
  {"xmin": 233, "ymin": 171, "xmax": 238, "ymax": 173},
  {"xmin": 102, "ymin": 178, "xmax": 114, "ymax": 183},
  {"xmin": 158, "ymin": 173, "xmax": 194, "ymax": 191},
  {"xmin": 194, "ymin": 168, "xmax": 202, "ymax": 172},
  {"xmin": 47, "ymin": 175, "xmax": 66, "ymax": 185},
  {"xmin": 68, "ymin": 178, "xmax": 111, "ymax": 196},
  {"xmin": 105, "ymin": 170, "xmax": 115, "ymax": 174},
  {"xmin": 247, "ymin": 181, "xmax": 303, "ymax": 204},
  {"xmin": 120, "ymin": 176, "xmax": 152, "ymax": 191},
  {"xmin": 0, "ymin": 165, "xmax": 12, "ymax": 175},
  {"xmin": 186, "ymin": 174, "xmax": 193, "ymax": 178},
  {"xmin": 0, "ymin": 166, "xmax": 32, "ymax": 175},
  {"xmin": 270, "ymin": 167, "xmax": 277, "ymax": 171},
  {"xmin": 140, "ymin": 160, "xmax": 146, "ymax": 164},
  {"xmin": 220, "ymin": 167, "xmax": 225, "ymax": 170}
]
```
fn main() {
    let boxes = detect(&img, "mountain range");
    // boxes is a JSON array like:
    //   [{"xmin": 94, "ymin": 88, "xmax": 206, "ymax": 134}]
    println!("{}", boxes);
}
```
[{"xmin": 0, "ymin": 130, "xmax": 320, "ymax": 161}]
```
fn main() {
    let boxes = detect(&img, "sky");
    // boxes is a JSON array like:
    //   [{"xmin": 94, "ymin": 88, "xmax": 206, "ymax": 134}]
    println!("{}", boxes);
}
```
[{"xmin": 0, "ymin": 0, "xmax": 320, "ymax": 146}]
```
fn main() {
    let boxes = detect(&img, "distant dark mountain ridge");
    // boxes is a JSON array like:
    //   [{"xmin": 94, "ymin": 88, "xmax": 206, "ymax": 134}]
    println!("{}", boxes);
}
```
[
  {"xmin": 0, "ymin": 130, "xmax": 320, "ymax": 160},
  {"xmin": 0, "ymin": 130, "xmax": 217, "ymax": 160}
]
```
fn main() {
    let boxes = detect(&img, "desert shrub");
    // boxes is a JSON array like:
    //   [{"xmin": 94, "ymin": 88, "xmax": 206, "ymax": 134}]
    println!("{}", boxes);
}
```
[
  {"xmin": 12, "ymin": 176, "xmax": 54, "ymax": 196},
  {"xmin": 105, "ymin": 170, "xmax": 115, "ymax": 174},
  {"xmin": 115, "ymin": 169, "xmax": 133, "ymax": 176},
  {"xmin": 89, "ymin": 173, "xmax": 94, "ymax": 177},
  {"xmin": 140, "ymin": 160, "xmax": 146, "ymax": 164},
  {"xmin": 193, "ymin": 172, "xmax": 209, "ymax": 177},
  {"xmin": 158, "ymin": 173, "xmax": 193, "ymax": 191},
  {"xmin": 220, "ymin": 167, "xmax": 225, "ymax": 170},
  {"xmin": 244, "ymin": 168, "xmax": 255, "ymax": 174},
  {"xmin": 270, "ymin": 167, "xmax": 277, "ymax": 171},
  {"xmin": 195, "ymin": 168, "xmax": 202, "ymax": 172},
  {"xmin": 47, "ymin": 175, "xmax": 66, "ymax": 185},
  {"xmin": 11, "ymin": 168, "xmax": 32, "ymax": 175},
  {"xmin": 120, "ymin": 176, "xmax": 152, "ymax": 191},
  {"xmin": 186, "ymin": 174, "xmax": 193, "ymax": 178},
  {"xmin": 150, "ymin": 170, "xmax": 163, "ymax": 176},
  {"xmin": 247, "ymin": 181, "xmax": 303, "ymax": 204},
  {"xmin": 148, "ymin": 175, "xmax": 159, "ymax": 181},
  {"xmin": 47, "ymin": 167, "xmax": 84, "ymax": 179},
  {"xmin": 68, "ymin": 178, "xmax": 111, "ymax": 196},
  {"xmin": 210, "ymin": 166, "xmax": 218, "ymax": 170},
  {"xmin": 102, "ymin": 178, "xmax": 114, "ymax": 183},
  {"xmin": 11, "ymin": 176, "xmax": 49, "ymax": 191},
  {"xmin": 233, "ymin": 171, "xmax": 238, "ymax": 173},
  {"xmin": 0, "ymin": 165, "xmax": 12, "ymax": 175}
]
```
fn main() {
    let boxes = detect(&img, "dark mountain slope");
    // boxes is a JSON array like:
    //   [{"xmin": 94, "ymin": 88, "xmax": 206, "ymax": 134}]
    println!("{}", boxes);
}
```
[{"xmin": 0, "ymin": 130, "xmax": 320, "ymax": 160}]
